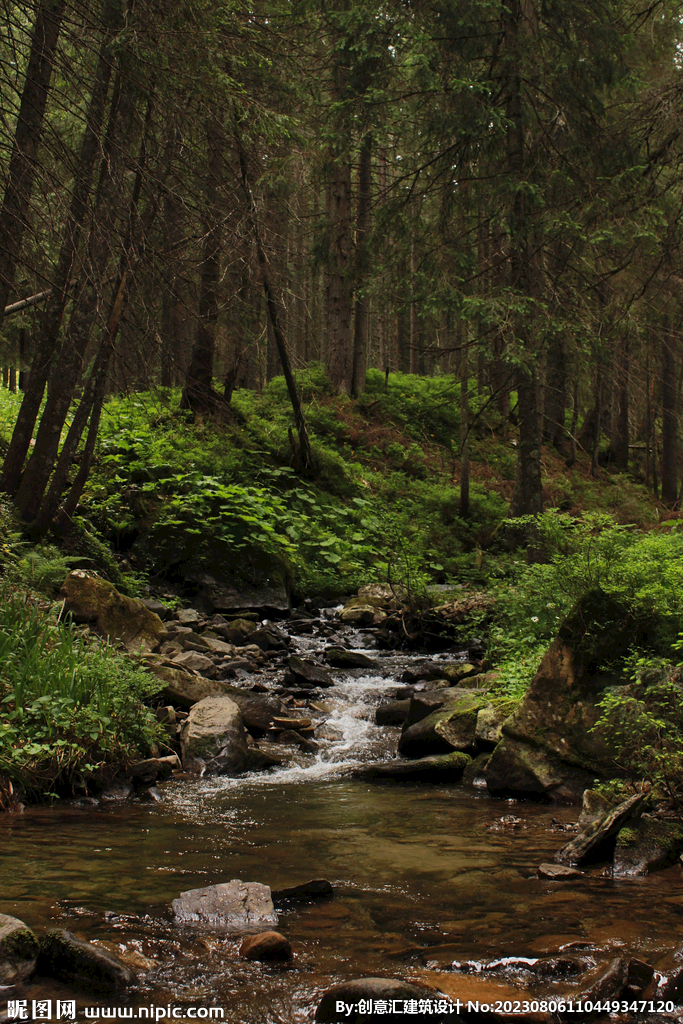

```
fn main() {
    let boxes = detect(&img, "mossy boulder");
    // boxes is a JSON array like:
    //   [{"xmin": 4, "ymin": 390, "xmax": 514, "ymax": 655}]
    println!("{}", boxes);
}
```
[
  {"xmin": 485, "ymin": 589, "xmax": 642, "ymax": 802},
  {"xmin": 363, "ymin": 751, "xmax": 471, "ymax": 781},
  {"xmin": 0, "ymin": 914, "xmax": 38, "ymax": 985},
  {"xmin": 38, "ymin": 929, "xmax": 136, "ymax": 993},
  {"xmin": 398, "ymin": 690, "xmax": 489, "ymax": 758},
  {"xmin": 59, "ymin": 570, "xmax": 166, "ymax": 652},
  {"xmin": 614, "ymin": 817, "xmax": 683, "ymax": 876}
]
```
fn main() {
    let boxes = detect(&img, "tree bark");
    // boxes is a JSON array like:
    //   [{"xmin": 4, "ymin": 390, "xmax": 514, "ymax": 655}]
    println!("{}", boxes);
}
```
[
  {"xmin": 181, "ymin": 117, "xmax": 224, "ymax": 414},
  {"xmin": 352, "ymin": 133, "xmax": 372, "ymax": 397},
  {"xmin": 613, "ymin": 333, "xmax": 629, "ymax": 471},
  {"xmin": 506, "ymin": 0, "xmax": 542, "ymax": 518},
  {"xmin": 661, "ymin": 327, "xmax": 678, "ymax": 506}
]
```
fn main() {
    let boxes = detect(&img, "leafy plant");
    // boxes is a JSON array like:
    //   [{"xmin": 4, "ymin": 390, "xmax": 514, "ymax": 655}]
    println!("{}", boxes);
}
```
[
  {"xmin": 592, "ymin": 653, "xmax": 683, "ymax": 805},
  {"xmin": 0, "ymin": 589, "xmax": 163, "ymax": 800}
]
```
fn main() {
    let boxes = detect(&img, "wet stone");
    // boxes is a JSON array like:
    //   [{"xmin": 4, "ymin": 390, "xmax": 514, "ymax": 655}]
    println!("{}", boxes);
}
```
[
  {"xmin": 537, "ymin": 862, "xmax": 583, "ymax": 879},
  {"xmin": 172, "ymin": 880, "xmax": 278, "ymax": 933},
  {"xmin": 0, "ymin": 914, "xmax": 39, "ymax": 985},
  {"xmin": 38, "ymin": 930, "xmax": 136, "ymax": 994},
  {"xmin": 239, "ymin": 931, "xmax": 292, "ymax": 961}
]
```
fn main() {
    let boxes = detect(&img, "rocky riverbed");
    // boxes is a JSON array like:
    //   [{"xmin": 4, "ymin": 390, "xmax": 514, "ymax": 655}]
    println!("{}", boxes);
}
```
[{"xmin": 3, "ymin": 575, "xmax": 683, "ymax": 1023}]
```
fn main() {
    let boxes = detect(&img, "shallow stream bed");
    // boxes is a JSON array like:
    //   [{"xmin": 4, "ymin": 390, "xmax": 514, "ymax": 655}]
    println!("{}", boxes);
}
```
[{"xmin": 2, "ymin": 637, "xmax": 683, "ymax": 1022}]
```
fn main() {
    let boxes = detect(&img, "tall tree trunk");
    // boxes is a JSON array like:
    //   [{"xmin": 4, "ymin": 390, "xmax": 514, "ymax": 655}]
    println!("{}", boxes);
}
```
[
  {"xmin": 0, "ymin": 0, "xmax": 66, "ymax": 319},
  {"xmin": 613, "ymin": 333, "xmax": 629, "ymax": 471},
  {"xmin": 592, "ymin": 365, "xmax": 602, "ymax": 476},
  {"xmin": 544, "ymin": 333, "xmax": 566, "ymax": 453},
  {"xmin": 507, "ymin": 0, "xmax": 542, "ymax": 518},
  {"xmin": 235, "ymin": 126, "xmax": 311, "ymax": 472},
  {"xmin": 460, "ymin": 325, "xmax": 469, "ymax": 515},
  {"xmin": 324, "ymin": 149, "xmax": 353, "ymax": 392},
  {"xmin": 1, "ymin": 0, "xmax": 121, "ymax": 499},
  {"xmin": 661, "ymin": 327, "xmax": 678, "ymax": 506},
  {"xmin": 352, "ymin": 133, "xmax": 372, "ymax": 396},
  {"xmin": 181, "ymin": 117, "xmax": 224, "ymax": 414}
]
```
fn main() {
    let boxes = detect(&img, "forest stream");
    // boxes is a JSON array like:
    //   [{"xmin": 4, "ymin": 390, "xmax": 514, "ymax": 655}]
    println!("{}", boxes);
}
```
[{"xmin": 2, "ymin": 621, "xmax": 683, "ymax": 1024}]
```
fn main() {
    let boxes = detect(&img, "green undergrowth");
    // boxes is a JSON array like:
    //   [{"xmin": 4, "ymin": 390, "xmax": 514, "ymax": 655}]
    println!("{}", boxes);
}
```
[
  {"xmin": 78, "ymin": 376, "xmax": 515, "ymax": 598},
  {"xmin": 0, "ymin": 588, "xmax": 164, "ymax": 802},
  {"xmin": 486, "ymin": 511, "xmax": 683, "ymax": 701}
]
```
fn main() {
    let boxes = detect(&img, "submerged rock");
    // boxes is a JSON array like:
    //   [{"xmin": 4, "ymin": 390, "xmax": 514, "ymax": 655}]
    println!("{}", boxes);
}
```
[
  {"xmin": 485, "ymin": 590, "xmax": 642, "ymax": 802},
  {"xmin": 172, "ymin": 880, "xmax": 278, "ymax": 933},
  {"xmin": 180, "ymin": 696, "xmax": 248, "ymax": 775},
  {"xmin": 0, "ymin": 914, "xmax": 38, "ymax": 985},
  {"xmin": 362, "ymin": 751, "xmax": 471, "ymax": 782},
  {"xmin": 38, "ymin": 930, "xmax": 136, "ymax": 993},
  {"xmin": 239, "ymin": 930, "xmax": 292, "ymax": 961},
  {"xmin": 272, "ymin": 879, "xmax": 334, "ymax": 902}
]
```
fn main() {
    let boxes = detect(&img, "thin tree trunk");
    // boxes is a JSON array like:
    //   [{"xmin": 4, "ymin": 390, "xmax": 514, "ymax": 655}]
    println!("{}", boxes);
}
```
[
  {"xmin": 507, "ymin": 0, "xmax": 542, "ymax": 518},
  {"xmin": 614, "ymin": 334, "xmax": 629, "ymax": 471},
  {"xmin": 592, "ymin": 366, "xmax": 602, "ymax": 476},
  {"xmin": 661, "ymin": 328, "xmax": 678, "ymax": 506},
  {"xmin": 235, "ymin": 128, "xmax": 311, "ymax": 472},
  {"xmin": 352, "ymin": 133, "xmax": 372, "ymax": 397},
  {"xmin": 460, "ymin": 325, "xmax": 469, "ymax": 515},
  {"xmin": 181, "ymin": 117, "xmax": 224, "ymax": 414}
]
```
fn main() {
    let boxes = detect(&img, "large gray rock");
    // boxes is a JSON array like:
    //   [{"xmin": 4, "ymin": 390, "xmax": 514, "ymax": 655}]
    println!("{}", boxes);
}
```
[
  {"xmin": 186, "ymin": 573, "xmax": 289, "ymax": 616},
  {"xmin": 38, "ymin": 930, "xmax": 136, "ymax": 993},
  {"xmin": 398, "ymin": 690, "xmax": 489, "ymax": 758},
  {"xmin": 180, "ymin": 696, "xmax": 248, "ymax": 775},
  {"xmin": 485, "ymin": 590, "xmax": 641, "ymax": 802},
  {"xmin": 172, "ymin": 880, "xmax": 278, "ymax": 933},
  {"xmin": 555, "ymin": 792, "xmax": 645, "ymax": 866},
  {"xmin": 0, "ymin": 914, "xmax": 38, "ymax": 985},
  {"xmin": 613, "ymin": 817, "xmax": 683, "ymax": 877}
]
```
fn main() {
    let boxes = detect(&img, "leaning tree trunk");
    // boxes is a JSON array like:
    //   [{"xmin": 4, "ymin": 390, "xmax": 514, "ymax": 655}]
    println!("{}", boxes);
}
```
[
  {"xmin": 14, "ymin": 73, "xmax": 131, "ymax": 522},
  {"xmin": 0, "ymin": 0, "xmax": 66, "ymax": 319},
  {"xmin": 1, "ymin": 0, "xmax": 121, "ymax": 500},
  {"xmin": 235, "ymin": 123, "xmax": 312, "ymax": 472}
]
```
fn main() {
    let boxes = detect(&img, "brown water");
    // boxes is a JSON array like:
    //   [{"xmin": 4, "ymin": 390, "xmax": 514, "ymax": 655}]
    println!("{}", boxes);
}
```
[{"xmin": 2, "ymin": 643, "xmax": 683, "ymax": 1022}]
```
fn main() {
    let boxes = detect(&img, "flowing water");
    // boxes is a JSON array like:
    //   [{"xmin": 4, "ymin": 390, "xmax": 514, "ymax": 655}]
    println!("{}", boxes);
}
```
[{"xmin": 2, "ymin": 625, "xmax": 683, "ymax": 1022}]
